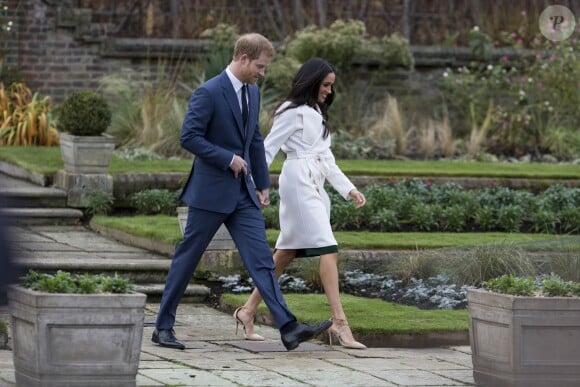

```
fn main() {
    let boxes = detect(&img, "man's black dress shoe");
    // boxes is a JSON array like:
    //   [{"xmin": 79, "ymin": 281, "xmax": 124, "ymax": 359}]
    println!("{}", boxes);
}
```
[
  {"xmin": 280, "ymin": 320, "xmax": 332, "ymax": 351},
  {"xmin": 152, "ymin": 329, "xmax": 185, "ymax": 350}
]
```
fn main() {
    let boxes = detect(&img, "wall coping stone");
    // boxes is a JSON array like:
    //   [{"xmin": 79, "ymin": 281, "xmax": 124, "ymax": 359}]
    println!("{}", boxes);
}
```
[{"xmin": 98, "ymin": 38, "xmax": 545, "ymax": 68}]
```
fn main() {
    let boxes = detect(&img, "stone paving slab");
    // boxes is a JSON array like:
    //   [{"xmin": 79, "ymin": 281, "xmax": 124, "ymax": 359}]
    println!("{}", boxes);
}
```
[
  {"xmin": 33, "ymin": 230, "xmax": 145, "ymax": 252},
  {"xmin": 16, "ymin": 256, "xmax": 170, "ymax": 270},
  {"xmin": 139, "ymin": 368, "xmax": 239, "ymax": 386},
  {"xmin": 431, "ymin": 370, "xmax": 475, "ymax": 385},
  {"xmin": 177, "ymin": 358, "xmax": 268, "ymax": 372},
  {"xmin": 136, "ymin": 374, "xmax": 166, "ymax": 387},
  {"xmin": 327, "ymin": 358, "xmax": 416, "ymax": 370},
  {"xmin": 14, "ymin": 241, "xmax": 80, "ymax": 251},
  {"xmin": 138, "ymin": 360, "xmax": 189, "ymax": 369},
  {"xmin": 398, "ymin": 357, "xmax": 470, "ymax": 370},
  {"xmin": 228, "ymin": 340, "xmax": 329, "ymax": 353},
  {"xmin": 94, "ymin": 251, "xmax": 169, "ymax": 260},
  {"xmin": 6, "ymin": 228, "xmax": 56, "ymax": 242},
  {"xmin": 213, "ymin": 369, "xmax": 310, "ymax": 386},
  {"xmin": 244, "ymin": 358, "xmax": 396, "ymax": 386},
  {"xmin": 370, "ymin": 369, "xmax": 467, "ymax": 386},
  {"xmin": 0, "ymin": 370, "xmax": 16, "ymax": 387}
]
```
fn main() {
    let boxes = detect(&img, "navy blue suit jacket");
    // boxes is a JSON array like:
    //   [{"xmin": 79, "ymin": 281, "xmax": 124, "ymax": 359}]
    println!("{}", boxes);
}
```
[{"xmin": 179, "ymin": 71, "xmax": 269, "ymax": 213}]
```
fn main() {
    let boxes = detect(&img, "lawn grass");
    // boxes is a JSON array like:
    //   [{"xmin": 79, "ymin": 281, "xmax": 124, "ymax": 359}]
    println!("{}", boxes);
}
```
[
  {"xmin": 91, "ymin": 215, "xmax": 576, "ymax": 249},
  {"xmin": 221, "ymin": 293, "xmax": 469, "ymax": 334},
  {"xmin": 92, "ymin": 215, "xmax": 183, "ymax": 244},
  {"xmin": 0, "ymin": 146, "xmax": 191, "ymax": 174},
  {"xmin": 2, "ymin": 146, "xmax": 579, "ymax": 179},
  {"xmin": 0, "ymin": 146, "xmax": 65, "ymax": 175},
  {"xmin": 273, "ymin": 158, "xmax": 580, "ymax": 179}
]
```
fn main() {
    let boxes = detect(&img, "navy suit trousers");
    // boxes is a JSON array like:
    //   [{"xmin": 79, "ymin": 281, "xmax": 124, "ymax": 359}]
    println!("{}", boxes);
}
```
[{"xmin": 156, "ymin": 181, "xmax": 296, "ymax": 331}]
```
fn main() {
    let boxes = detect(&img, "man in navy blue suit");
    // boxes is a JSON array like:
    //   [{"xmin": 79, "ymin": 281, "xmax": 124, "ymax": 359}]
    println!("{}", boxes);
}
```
[{"xmin": 153, "ymin": 33, "xmax": 332, "ymax": 351}]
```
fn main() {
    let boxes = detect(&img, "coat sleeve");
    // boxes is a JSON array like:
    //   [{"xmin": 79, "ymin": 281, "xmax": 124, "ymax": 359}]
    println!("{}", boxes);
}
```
[
  {"xmin": 264, "ymin": 103, "xmax": 297, "ymax": 166},
  {"xmin": 323, "ymin": 146, "xmax": 356, "ymax": 199},
  {"xmin": 179, "ymin": 87, "xmax": 233, "ymax": 170},
  {"xmin": 249, "ymin": 91, "xmax": 270, "ymax": 190}
]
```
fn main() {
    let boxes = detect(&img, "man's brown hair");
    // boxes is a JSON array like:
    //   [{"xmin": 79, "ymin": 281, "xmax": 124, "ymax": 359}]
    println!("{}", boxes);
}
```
[{"xmin": 233, "ymin": 33, "xmax": 275, "ymax": 61}]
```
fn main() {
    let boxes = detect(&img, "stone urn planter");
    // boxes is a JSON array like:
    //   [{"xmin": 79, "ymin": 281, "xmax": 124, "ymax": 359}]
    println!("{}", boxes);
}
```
[
  {"xmin": 177, "ymin": 206, "xmax": 235, "ymax": 250},
  {"xmin": 57, "ymin": 90, "xmax": 115, "ymax": 174},
  {"xmin": 59, "ymin": 131, "xmax": 116, "ymax": 173},
  {"xmin": 55, "ymin": 90, "xmax": 115, "ymax": 206},
  {"xmin": 7, "ymin": 272, "xmax": 146, "ymax": 387},
  {"xmin": 467, "ymin": 287, "xmax": 580, "ymax": 387}
]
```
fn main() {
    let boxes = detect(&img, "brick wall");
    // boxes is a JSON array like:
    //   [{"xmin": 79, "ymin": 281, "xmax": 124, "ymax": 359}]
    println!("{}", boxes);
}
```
[
  {"xmin": 2, "ymin": 0, "xmax": 132, "ymax": 102},
  {"xmin": 1, "ymin": 0, "xmax": 537, "ymax": 105}
]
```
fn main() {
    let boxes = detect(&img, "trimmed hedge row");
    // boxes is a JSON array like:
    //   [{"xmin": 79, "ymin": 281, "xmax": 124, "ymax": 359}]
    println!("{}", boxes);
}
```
[{"xmin": 263, "ymin": 179, "xmax": 579, "ymax": 234}]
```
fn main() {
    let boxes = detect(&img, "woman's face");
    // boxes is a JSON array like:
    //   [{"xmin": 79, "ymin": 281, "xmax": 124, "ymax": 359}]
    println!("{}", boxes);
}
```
[{"xmin": 317, "ymin": 72, "xmax": 335, "ymax": 103}]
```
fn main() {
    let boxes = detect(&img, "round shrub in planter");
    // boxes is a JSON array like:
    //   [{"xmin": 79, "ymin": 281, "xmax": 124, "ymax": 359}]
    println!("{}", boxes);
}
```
[
  {"xmin": 58, "ymin": 90, "xmax": 112, "ymax": 136},
  {"xmin": 57, "ymin": 90, "xmax": 116, "ymax": 173}
]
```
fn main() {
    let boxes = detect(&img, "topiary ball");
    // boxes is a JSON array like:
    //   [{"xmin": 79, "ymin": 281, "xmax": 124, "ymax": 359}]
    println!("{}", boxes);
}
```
[{"xmin": 58, "ymin": 90, "xmax": 112, "ymax": 136}]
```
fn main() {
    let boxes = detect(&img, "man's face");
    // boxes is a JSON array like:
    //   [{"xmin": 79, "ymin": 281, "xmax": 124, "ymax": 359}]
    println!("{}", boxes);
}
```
[{"xmin": 240, "ymin": 52, "xmax": 272, "ymax": 84}]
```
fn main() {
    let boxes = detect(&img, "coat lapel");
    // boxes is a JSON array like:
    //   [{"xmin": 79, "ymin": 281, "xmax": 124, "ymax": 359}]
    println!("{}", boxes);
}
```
[{"xmin": 220, "ymin": 72, "xmax": 246, "ymax": 139}]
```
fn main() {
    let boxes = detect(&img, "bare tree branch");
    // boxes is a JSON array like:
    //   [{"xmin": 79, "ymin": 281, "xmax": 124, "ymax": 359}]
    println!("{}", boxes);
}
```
[
  {"xmin": 403, "ymin": 0, "xmax": 411, "ymax": 41},
  {"xmin": 271, "ymin": 0, "xmax": 287, "ymax": 37},
  {"xmin": 261, "ymin": 0, "xmax": 284, "ymax": 40},
  {"xmin": 358, "ymin": 0, "xmax": 368, "ymax": 19},
  {"xmin": 470, "ymin": 0, "xmax": 482, "ymax": 27},
  {"xmin": 316, "ymin": 0, "xmax": 326, "ymax": 27},
  {"xmin": 293, "ymin": 0, "xmax": 304, "ymax": 30},
  {"xmin": 170, "ymin": 0, "xmax": 179, "ymax": 38}
]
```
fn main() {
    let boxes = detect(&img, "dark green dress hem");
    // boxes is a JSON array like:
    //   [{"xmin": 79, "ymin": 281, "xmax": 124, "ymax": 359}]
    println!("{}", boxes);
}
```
[{"xmin": 294, "ymin": 245, "xmax": 338, "ymax": 258}]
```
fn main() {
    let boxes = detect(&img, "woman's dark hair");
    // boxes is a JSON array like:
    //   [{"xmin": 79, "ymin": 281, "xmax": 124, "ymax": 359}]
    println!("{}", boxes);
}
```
[{"xmin": 276, "ymin": 57, "xmax": 336, "ymax": 138}]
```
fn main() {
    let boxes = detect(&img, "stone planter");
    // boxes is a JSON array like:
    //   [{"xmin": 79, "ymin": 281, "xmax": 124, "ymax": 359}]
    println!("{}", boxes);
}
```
[
  {"xmin": 8, "ymin": 285, "xmax": 146, "ymax": 387},
  {"xmin": 467, "ymin": 288, "xmax": 580, "ymax": 387},
  {"xmin": 177, "ymin": 206, "xmax": 235, "ymax": 250},
  {"xmin": 59, "ymin": 132, "xmax": 115, "ymax": 174}
]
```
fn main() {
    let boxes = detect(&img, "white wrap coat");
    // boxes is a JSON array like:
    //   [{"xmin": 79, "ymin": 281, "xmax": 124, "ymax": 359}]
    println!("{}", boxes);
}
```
[{"xmin": 264, "ymin": 102, "xmax": 356, "ymax": 250}]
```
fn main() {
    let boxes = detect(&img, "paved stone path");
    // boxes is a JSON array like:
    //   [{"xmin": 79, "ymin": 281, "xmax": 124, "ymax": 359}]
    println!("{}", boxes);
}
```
[
  {"xmin": 0, "ymin": 225, "xmax": 476, "ymax": 386},
  {"xmin": 1, "ymin": 304, "xmax": 475, "ymax": 386}
]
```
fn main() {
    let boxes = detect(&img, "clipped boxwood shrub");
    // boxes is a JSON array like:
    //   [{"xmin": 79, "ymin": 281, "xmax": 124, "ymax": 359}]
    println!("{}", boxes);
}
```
[{"xmin": 57, "ymin": 90, "xmax": 112, "ymax": 136}]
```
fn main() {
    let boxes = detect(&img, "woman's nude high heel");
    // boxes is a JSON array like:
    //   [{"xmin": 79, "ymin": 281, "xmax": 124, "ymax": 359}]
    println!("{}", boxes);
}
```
[
  {"xmin": 233, "ymin": 307, "xmax": 265, "ymax": 341},
  {"xmin": 328, "ymin": 318, "xmax": 367, "ymax": 349}
]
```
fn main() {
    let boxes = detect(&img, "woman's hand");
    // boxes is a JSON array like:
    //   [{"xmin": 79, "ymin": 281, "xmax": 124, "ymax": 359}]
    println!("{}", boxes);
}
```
[
  {"xmin": 256, "ymin": 188, "xmax": 270, "ymax": 207},
  {"xmin": 348, "ymin": 189, "xmax": 366, "ymax": 209}
]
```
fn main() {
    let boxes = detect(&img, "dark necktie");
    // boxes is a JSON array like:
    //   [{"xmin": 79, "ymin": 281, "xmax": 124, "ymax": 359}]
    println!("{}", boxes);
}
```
[{"xmin": 241, "ymin": 84, "xmax": 248, "ymax": 129}]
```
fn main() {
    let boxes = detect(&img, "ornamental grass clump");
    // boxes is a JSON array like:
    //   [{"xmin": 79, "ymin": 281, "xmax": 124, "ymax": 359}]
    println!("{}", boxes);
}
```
[
  {"xmin": 20, "ymin": 270, "xmax": 133, "ymax": 294},
  {"xmin": 0, "ymin": 82, "xmax": 60, "ymax": 146},
  {"xmin": 445, "ymin": 243, "xmax": 536, "ymax": 286}
]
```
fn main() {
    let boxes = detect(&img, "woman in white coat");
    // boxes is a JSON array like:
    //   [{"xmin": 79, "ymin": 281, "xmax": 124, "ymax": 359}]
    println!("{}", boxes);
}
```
[{"xmin": 234, "ymin": 58, "xmax": 367, "ymax": 349}]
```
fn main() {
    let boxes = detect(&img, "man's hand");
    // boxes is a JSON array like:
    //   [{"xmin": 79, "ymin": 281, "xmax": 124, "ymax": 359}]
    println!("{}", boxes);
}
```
[
  {"xmin": 230, "ymin": 155, "xmax": 247, "ymax": 178},
  {"xmin": 256, "ymin": 188, "xmax": 270, "ymax": 206}
]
